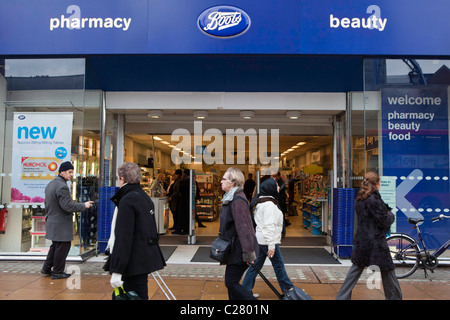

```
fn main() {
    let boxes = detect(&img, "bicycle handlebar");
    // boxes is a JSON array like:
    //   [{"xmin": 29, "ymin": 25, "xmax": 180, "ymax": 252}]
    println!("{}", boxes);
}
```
[{"xmin": 432, "ymin": 214, "xmax": 450, "ymax": 222}]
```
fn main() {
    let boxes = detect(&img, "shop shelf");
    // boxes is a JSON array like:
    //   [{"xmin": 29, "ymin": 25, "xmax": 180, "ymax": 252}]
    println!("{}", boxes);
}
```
[
  {"xmin": 33, "ymin": 219, "xmax": 46, "ymax": 232},
  {"xmin": 312, "ymin": 226, "xmax": 323, "ymax": 235}
]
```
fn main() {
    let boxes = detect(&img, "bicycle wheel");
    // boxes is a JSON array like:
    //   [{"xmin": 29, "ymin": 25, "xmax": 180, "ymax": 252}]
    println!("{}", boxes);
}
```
[{"xmin": 386, "ymin": 234, "xmax": 420, "ymax": 279}]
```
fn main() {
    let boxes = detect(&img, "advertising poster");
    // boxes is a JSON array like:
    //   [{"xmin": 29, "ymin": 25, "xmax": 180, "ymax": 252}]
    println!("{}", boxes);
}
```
[
  {"xmin": 382, "ymin": 87, "xmax": 449, "ymax": 248},
  {"xmin": 379, "ymin": 176, "xmax": 397, "ymax": 233},
  {"xmin": 11, "ymin": 112, "xmax": 73, "ymax": 204}
]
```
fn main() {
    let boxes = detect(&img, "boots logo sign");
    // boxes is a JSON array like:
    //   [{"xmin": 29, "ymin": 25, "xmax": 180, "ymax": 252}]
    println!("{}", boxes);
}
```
[{"xmin": 198, "ymin": 5, "xmax": 251, "ymax": 38}]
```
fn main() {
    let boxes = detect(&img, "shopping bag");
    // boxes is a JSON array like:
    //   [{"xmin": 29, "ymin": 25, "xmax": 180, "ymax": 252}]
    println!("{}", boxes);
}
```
[{"xmin": 114, "ymin": 285, "xmax": 141, "ymax": 300}]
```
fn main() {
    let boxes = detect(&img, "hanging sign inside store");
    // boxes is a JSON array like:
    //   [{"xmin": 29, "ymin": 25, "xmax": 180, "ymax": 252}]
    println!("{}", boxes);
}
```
[
  {"xmin": 381, "ymin": 87, "xmax": 449, "ymax": 248},
  {"xmin": 11, "ymin": 112, "xmax": 73, "ymax": 204}
]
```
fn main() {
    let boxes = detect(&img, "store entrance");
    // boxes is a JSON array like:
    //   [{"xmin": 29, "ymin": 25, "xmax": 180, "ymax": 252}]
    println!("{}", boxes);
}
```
[{"xmin": 119, "ymin": 109, "xmax": 335, "ymax": 242}]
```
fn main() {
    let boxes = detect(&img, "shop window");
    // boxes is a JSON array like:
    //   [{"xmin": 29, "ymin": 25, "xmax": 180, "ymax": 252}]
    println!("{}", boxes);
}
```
[
  {"xmin": 0, "ymin": 58, "xmax": 101, "ymax": 256},
  {"xmin": 361, "ymin": 58, "xmax": 450, "ymax": 249}
]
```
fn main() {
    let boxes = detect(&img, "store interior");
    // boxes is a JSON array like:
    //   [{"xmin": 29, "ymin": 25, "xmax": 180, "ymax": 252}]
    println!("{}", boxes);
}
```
[
  {"xmin": 0, "ymin": 106, "xmax": 337, "ymax": 255},
  {"xmin": 119, "ymin": 108, "xmax": 335, "ymax": 239}
]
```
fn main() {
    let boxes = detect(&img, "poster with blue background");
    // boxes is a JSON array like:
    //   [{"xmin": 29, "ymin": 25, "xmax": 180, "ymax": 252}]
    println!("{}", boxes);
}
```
[
  {"xmin": 382, "ymin": 87, "xmax": 450, "ymax": 248},
  {"xmin": 11, "ymin": 112, "xmax": 73, "ymax": 204}
]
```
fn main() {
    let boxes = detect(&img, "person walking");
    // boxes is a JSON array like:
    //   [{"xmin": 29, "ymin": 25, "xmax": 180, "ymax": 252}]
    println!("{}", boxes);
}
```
[
  {"xmin": 243, "ymin": 178, "xmax": 294, "ymax": 296},
  {"xmin": 243, "ymin": 173, "xmax": 256, "ymax": 202},
  {"xmin": 219, "ymin": 167, "xmax": 258, "ymax": 300},
  {"xmin": 272, "ymin": 171, "xmax": 291, "ymax": 232},
  {"xmin": 173, "ymin": 169, "xmax": 190, "ymax": 235},
  {"xmin": 105, "ymin": 162, "xmax": 166, "ymax": 300},
  {"xmin": 167, "ymin": 169, "xmax": 182, "ymax": 230},
  {"xmin": 41, "ymin": 161, "xmax": 94, "ymax": 279},
  {"xmin": 336, "ymin": 171, "xmax": 402, "ymax": 300}
]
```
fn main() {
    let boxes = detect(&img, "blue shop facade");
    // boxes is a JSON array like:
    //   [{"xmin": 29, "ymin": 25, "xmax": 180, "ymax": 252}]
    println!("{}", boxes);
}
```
[{"xmin": 0, "ymin": 0, "xmax": 449, "ymax": 258}]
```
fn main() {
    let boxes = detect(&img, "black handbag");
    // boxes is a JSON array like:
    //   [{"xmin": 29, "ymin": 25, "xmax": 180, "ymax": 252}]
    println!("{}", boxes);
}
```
[{"xmin": 210, "ymin": 235, "xmax": 234, "ymax": 264}]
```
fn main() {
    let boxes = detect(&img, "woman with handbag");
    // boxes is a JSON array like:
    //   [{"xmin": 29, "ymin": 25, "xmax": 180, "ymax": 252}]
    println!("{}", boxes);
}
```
[
  {"xmin": 336, "ymin": 171, "xmax": 402, "ymax": 300},
  {"xmin": 219, "ymin": 167, "xmax": 258, "ymax": 300},
  {"xmin": 105, "ymin": 162, "xmax": 166, "ymax": 300},
  {"xmin": 242, "ymin": 178, "xmax": 294, "ymax": 297}
]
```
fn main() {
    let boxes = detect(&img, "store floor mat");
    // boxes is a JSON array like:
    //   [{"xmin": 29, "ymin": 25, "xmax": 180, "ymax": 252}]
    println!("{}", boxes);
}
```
[
  {"xmin": 278, "ymin": 248, "xmax": 340, "ymax": 264},
  {"xmin": 280, "ymin": 236, "xmax": 328, "ymax": 246},
  {"xmin": 159, "ymin": 236, "xmax": 216, "ymax": 245},
  {"xmin": 159, "ymin": 236, "xmax": 327, "ymax": 246},
  {"xmin": 190, "ymin": 247, "xmax": 341, "ymax": 264},
  {"xmin": 160, "ymin": 246, "xmax": 177, "ymax": 261}
]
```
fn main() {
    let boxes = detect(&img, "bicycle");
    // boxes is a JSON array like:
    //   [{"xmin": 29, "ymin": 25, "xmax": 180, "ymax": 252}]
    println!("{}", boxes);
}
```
[{"xmin": 386, "ymin": 214, "xmax": 450, "ymax": 279}]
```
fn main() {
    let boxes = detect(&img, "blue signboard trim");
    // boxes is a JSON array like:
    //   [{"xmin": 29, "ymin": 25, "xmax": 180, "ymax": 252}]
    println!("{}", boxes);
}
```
[{"xmin": 0, "ymin": 0, "xmax": 449, "ymax": 55}]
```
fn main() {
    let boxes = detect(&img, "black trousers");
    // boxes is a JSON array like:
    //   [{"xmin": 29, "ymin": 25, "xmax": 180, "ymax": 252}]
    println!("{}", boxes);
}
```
[
  {"xmin": 112, "ymin": 273, "xmax": 149, "ymax": 300},
  {"xmin": 42, "ymin": 241, "xmax": 71, "ymax": 273},
  {"xmin": 225, "ymin": 264, "xmax": 257, "ymax": 300}
]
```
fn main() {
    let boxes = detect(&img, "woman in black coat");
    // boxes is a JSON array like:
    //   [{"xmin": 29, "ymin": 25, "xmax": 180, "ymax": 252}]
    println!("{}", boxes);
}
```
[
  {"xmin": 106, "ymin": 162, "xmax": 166, "ymax": 300},
  {"xmin": 336, "ymin": 171, "xmax": 402, "ymax": 300}
]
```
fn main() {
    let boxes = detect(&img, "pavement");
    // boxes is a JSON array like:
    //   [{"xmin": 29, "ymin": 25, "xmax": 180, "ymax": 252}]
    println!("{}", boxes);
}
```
[{"xmin": 0, "ymin": 244, "xmax": 449, "ymax": 302}]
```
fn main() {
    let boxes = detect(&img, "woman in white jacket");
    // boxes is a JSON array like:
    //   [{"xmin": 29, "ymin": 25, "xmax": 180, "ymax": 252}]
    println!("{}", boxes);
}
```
[{"xmin": 242, "ymin": 178, "xmax": 294, "ymax": 296}]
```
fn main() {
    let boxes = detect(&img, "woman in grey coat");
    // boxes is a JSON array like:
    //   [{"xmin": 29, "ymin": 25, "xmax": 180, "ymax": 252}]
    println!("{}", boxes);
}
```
[{"xmin": 41, "ymin": 161, "xmax": 93, "ymax": 279}]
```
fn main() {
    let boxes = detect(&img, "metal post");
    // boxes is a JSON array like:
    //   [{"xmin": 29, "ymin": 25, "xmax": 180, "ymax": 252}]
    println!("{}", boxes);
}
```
[
  {"xmin": 188, "ymin": 169, "xmax": 196, "ymax": 244},
  {"xmin": 256, "ymin": 170, "xmax": 261, "ymax": 194}
]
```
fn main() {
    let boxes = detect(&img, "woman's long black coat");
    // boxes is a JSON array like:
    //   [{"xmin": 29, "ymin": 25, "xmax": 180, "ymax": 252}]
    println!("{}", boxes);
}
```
[
  {"xmin": 351, "ymin": 190, "xmax": 395, "ymax": 271},
  {"xmin": 108, "ymin": 183, "xmax": 166, "ymax": 276}
]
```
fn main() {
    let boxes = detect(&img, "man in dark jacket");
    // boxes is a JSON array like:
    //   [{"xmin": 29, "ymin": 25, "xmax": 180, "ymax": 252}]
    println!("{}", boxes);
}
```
[
  {"xmin": 106, "ymin": 162, "xmax": 166, "ymax": 300},
  {"xmin": 243, "ymin": 173, "xmax": 256, "ymax": 202},
  {"xmin": 167, "ymin": 169, "xmax": 182, "ymax": 230},
  {"xmin": 173, "ymin": 169, "xmax": 191, "ymax": 235},
  {"xmin": 41, "ymin": 161, "xmax": 93, "ymax": 279}
]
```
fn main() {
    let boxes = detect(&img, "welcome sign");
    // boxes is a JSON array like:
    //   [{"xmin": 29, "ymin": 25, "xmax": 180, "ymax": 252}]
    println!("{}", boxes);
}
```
[
  {"xmin": 11, "ymin": 112, "xmax": 73, "ymax": 204},
  {"xmin": 382, "ymin": 87, "xmax": 449, "ymax": 247}
]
